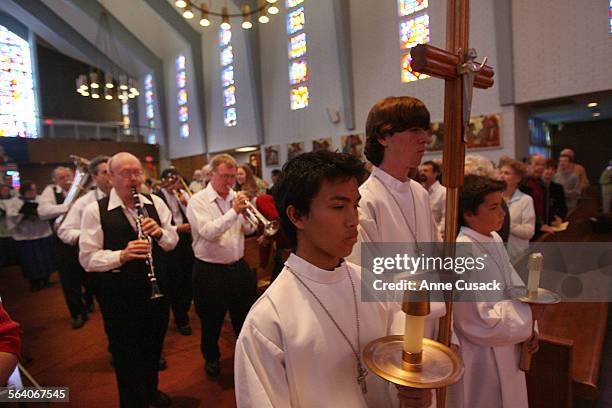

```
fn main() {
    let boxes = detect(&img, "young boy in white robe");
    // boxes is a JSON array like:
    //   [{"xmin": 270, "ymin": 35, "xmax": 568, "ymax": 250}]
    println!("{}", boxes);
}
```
[
  {"xmin": 453, "ymin": 175, "xmax": 541, "ymax": 408},
  {"xmin": 347, "ymin": 96, "xmax": 445, "ymax": 342},
  {"xmin": 234, "ymin": 151, "xmax": 431, "ymax": 408}
]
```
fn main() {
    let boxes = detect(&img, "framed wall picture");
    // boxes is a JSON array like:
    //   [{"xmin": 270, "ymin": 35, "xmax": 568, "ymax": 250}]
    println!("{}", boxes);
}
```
[
  {"xmin": 425, "ymin": 114, "xmax": 502, "ymax": 152},
  {"xmin": 340, "ymin": 133, "xmax": 365, "ymax": 158},
  {"xmin": 312, "ymin": 137, "xmax": 332, "ymax": 152},
  {"xmin": 287, "ymin": 142, "xmax": 305, "ymax": 161},
  {"xmin": 265, "ymin": 145, "xmax": 280, "ymax": 166}
]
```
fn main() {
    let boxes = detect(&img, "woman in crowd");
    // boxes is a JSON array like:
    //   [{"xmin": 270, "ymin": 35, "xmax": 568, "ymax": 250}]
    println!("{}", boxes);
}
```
[{"xmin": 499, "ymin": 160, "xmax": 536, "ymax": 260}]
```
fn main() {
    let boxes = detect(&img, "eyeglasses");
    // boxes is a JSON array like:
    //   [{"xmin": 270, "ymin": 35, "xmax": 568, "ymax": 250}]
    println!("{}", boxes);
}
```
[
  {"xmin": 115, "ymin": 170, "xmax": 144, "ymax": 179},
  {"xmin": 215, "ymin": 173, "xmax": 236, "ymax": 180}
]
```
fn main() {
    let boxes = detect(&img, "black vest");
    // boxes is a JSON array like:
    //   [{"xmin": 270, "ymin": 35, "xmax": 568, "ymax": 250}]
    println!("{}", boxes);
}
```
[{"xmin": 97, "ymin": 195, "xmax": 167, "ymax": 297}]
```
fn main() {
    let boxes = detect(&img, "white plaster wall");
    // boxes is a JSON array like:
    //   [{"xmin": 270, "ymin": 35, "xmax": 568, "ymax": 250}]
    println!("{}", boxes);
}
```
[{"xmin": 513, "ymin": 0, "xmax": 612, "ymax": 103}]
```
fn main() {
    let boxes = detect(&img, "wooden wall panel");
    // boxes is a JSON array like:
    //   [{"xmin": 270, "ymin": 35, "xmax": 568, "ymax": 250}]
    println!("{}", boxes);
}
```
[{"xmin": 170, "ymin": 154, "xmax": 207, "ymax": 183}]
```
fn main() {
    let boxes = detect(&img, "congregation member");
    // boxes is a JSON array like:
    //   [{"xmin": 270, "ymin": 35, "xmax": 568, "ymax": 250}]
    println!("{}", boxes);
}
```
[
  {"xmin": 79, "ymin": 152, "xmax": 178, "ymax": 407},
  {"xmin": 235, "ymin": 150, "xmax": 431, "ymax": 408},
  {"xmin": 420, "ymin": 160, "xmax": 446, "ymax": 238},
  {"xmin": 538, "ymin": 161, "xmax": 568, "ymax": 235},
  {"xmin": 0, "ymin": 184, "xmax": 18, "ymax": 267},
  {"xmin": 499, "ymin": 160, "xmax": 535, "ymax": 260},
  {"xmin": 57, "ymin": 156, "xmax": 112, "ymax": 328},
  {"xmin": 600, "ymin": 158, "xmax": 612, "ymax": 214},
  {"xmin": 155, "ymin": 168, "xmax": 194, "ymax": 335},
  {"xmin": 7, "ymin": 182, "xmax": 56, "ymax": 291},
  {"xmin": 560, "ymin": 148, "xmax": 589, "ymax": 192},
  {"xmin": 453, "ymin": 174, "xmax": 540, "ymax": 408},
  {"xmin": 186, "ymin": 154, "xmax": 257, "ymax": 378},
  {"xmin": 349, "ymin": 96, "xmax": 446, "ymax": 340},
  {"xmin": 235, "ymin": 164, "xmax": 260, "ymax": 198},
  {"xmin": 554, "ymin": 154, "xmax": 582, "ymax": 210}
]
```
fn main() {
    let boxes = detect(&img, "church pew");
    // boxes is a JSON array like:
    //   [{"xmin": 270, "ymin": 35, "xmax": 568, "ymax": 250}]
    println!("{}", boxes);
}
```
[
  {"xmin": 526, "ymin": 334, "xmax": 574, "ymax": 408},
  {"xmin": 531, "ymin": 188, "xmax": 610, "ymax": 403}
]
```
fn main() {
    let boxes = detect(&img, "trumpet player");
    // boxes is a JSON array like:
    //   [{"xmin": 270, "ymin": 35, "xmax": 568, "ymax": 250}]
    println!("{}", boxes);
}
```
[
  {"xmin": 56, "ymin": 156, "xmax": 112, "ymax": 329},
  {"xmin": 186, "ymin": 153, "xmax": 257, "ymax": 378},
  {"xmin": 156, "ymin": 168, "xmax": 194, "ymax": 336},
  {"xmin": 79, "ymin": 152, "xmax": 178, "ymax": 408}
]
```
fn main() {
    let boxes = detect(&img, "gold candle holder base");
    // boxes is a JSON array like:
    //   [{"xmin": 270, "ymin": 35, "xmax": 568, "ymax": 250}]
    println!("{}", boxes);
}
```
[
  {"xmin": 363, "ymin": 336, "xmax": 464, "ymax": 389},
  {"xmin": 508, "ymin": 286, "xmax": 561, "ymax": 304}
]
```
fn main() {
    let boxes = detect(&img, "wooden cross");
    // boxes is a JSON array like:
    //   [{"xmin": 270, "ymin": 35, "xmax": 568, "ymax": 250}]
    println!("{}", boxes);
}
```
[{"xmin": 410, "ymin": 1, "xmax": 495, "ymax": 406}]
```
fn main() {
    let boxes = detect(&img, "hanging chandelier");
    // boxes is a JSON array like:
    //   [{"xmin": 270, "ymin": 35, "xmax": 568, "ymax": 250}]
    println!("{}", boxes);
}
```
[
  {"xmin": 175, "ymin": 0, "xmax": 279, "ymax": 30},
  {"xmin": 75, "ymin": 12, "xmax": 139, "ymax": 101}
]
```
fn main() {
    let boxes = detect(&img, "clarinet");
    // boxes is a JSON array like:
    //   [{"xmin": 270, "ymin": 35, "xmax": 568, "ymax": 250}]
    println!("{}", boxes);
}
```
[{"xmin": 131, "ymin": 187, "xmax": 164, "ymax": 300}]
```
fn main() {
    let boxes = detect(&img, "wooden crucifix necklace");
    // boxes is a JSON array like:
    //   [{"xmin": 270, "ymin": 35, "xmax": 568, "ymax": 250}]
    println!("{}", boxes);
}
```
[{"xmin": 286, "ymin": 264, "xmax": 369, "ymax": 394}]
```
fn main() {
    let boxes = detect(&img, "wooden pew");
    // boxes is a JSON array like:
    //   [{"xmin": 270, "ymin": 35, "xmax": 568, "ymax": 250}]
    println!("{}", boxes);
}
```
[{"xmin": 527, "ymin": 188, "xmax": 610, "ymax": 405}]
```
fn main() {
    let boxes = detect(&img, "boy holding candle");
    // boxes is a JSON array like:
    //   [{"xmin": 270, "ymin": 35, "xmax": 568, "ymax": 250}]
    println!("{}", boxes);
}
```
[
  {"xmin": 452, "ymin": 174, "xmax": 541, "ymax": 408},
  {"xmin": 234, "ymin": 151, "xmax": 431, "ymax": 407}
]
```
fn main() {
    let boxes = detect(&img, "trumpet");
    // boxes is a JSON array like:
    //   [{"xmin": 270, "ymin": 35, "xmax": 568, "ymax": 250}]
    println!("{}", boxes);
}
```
[
  {"xmin": 241, "ymin": 198, "xmax": 280, "ymax": 237},
  {"xmin": 131, "ymin": 187, "xmax": 164, "ymax": 300},
  {"xmin": 54, "ymin": 155, "xmax": 92, "ymax": 231}
]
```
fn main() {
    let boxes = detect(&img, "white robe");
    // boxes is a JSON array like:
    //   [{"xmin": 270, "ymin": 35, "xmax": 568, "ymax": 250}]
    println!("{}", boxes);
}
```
[
  {"xmin": 347, "ymin": 166, "xmax": 445, "ymax": 338},
  {"xmin": 234, "ymin": 254, "xmax": 396, "ymax": 408},
  {"xmin": 452, "ymin": 227, "xmax": 533, "ymax": 408}
]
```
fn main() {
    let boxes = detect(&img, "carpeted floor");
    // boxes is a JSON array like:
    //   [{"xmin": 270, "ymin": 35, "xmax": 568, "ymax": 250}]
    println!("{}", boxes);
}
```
[{"xmin": 0, "ymin": 265, "xmax": 237, "ymax": 407}]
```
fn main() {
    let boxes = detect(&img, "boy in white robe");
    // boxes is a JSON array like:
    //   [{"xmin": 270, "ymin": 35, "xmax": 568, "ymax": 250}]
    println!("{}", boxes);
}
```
[
  {"xmin": 453, "ymin": 175, "xmax": 541, "ymax": 408},
  {"xmin": 347, "ymin": 96, "xmax": 445, "ymax": 340},
  {"xmin": 235, "ymin": 151, "xmax": 431, "ymax": 408}
]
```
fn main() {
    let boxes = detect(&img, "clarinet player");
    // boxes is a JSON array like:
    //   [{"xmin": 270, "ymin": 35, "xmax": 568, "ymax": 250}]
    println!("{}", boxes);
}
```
[{"xmin": 79, "ymin": 152, "xmax": 178, "ymax": 408}]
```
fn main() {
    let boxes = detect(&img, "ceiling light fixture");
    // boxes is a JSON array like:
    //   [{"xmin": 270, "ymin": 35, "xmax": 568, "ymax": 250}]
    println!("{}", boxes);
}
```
[{"xmin": 175, "ymin": 0, "xmax": 277, "ymax": 29}]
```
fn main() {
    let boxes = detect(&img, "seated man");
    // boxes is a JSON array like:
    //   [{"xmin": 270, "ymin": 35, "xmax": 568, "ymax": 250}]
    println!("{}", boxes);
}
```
[{"xmin": 234, "ymin": 151, "xmax": 431, "ymax": 407}]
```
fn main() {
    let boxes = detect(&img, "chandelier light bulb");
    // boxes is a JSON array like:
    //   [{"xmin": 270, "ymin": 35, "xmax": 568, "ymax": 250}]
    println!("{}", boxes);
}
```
[
  {"xmin": 268, "ymin": 5, "xmax": 279, "ymax": 14},
  {"xmin": 90, "ymin": 72, "xmax": 99, "ymax": 89},
  {"xmin": 105, "ymin": 72, "xmax": 114, "ymax": 88},
  {"xmin": 81, "ymin": 91, "xmax": 90, "ymax": 97},
  {"xmin": 241, "ymin": 4, "xmax": 252, "ymax": 29},
  {"xmin": 220, "ymin": 7, "xmax": 231, "ymax": 29},
  {"xmin": 242, "ymin": 20, "xmax": 253, "ymax": 29},
  {"xmin": 266, "ymin": 0, "xmax": 277, "ymax": 3},
  {"xmin": 92, "ymin": 93, "xmax": 100, "ymax": 99},
  {"xmin": 183, "ymin": 4, "xmax": 194, "ymax": 19},
  {"xmin": 200, "ymin": 17, "xmax": 211, "ymax": 26},
  {"xmin": 175, "ymin": 0, "xmax": 187, "ymax": 8}
]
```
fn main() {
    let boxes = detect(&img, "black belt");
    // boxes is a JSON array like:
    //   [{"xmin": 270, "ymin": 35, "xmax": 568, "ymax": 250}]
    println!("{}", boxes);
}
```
[{"xmin": 196, "ymin": 258, "xmax": 243, "ymax": 268}]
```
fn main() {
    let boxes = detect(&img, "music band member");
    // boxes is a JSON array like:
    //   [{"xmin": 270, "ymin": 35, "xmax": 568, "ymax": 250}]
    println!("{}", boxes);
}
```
[
  {"xmin": 56, "ymin": 156, "xmax": 112, "ymax": 329},
  {"xmin": 186, "ymin": 154, "xmax": 257, "ymax": 378},
  {"xmin": 79, "ymin": 152, "xmax": 178, "ymax": 407},
  {"xmin": 156, "ymin": 168, "xmax": 194, "ymax": 335},
  {"xmin": 234, "ymin": 150, "xmax": 431, "ymax": 407}
]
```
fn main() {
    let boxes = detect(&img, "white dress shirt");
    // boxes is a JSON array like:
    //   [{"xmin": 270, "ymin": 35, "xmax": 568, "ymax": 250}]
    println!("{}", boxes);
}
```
[
  {"xmin": 427, "ymin": 180, "xmax": 447, "ymax": 238},
  {"xmin": 38, "ymin": 184, "xmax": 69, "ymax": 221},
  {"xmin": 186, "ymin": 183, "xmax": 256, "ymax": 264},
  {"xmin": 57, "ymin": 188, "xmax": 106, "ymax": 246},
  {"xmin": 505, "ymin": 189, "xmax": 535, "ymax": 261},
  {"xmin": 7, "ymin": 196, "xmax": 53, "ymax": 241},
  {"xmin": 79, "ymin": 188, "xmax": 178, "ymax": 272}
]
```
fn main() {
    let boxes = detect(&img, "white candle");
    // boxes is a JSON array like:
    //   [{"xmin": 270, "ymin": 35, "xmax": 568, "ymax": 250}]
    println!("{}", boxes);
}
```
[
  {"xmin": 527, "ymin": 253, "xmax": 543, "ymax": 296},
  {"xmin": 403, "ymin": 314, "xmax": 424, "ymax": 354}
]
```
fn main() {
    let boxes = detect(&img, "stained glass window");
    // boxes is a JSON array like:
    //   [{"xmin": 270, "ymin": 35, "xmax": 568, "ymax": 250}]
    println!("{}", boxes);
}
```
[
  {"xmin": 220, "ymin": 46, "xmax": 234, "ymax": 67},
  {"xmin": 0, "ymin": 25, "xmax": 38, "ymax": 138},
  {"xmin": 223, "ymin": 86, "xmax": 236, "ymax": 107},
  {"xmin": 176, "ymin": 54, "xmax": 189, "ymax": 138},
  {"xmin": 221, "ymin": 66, "xmax": 235, "ymax": 87},
  {"xmin": 219, "ymin": 27, "xmax": 232, "ymax": 47},
  {"xmin": 609, "ymin": 0, "xmax": 612, "ymax": 33},
  {"xmin": 289, "ymin": 60, "xmax": 308, "ymax": 85},
  {"xmin": 397, "ymin": 1, "xmax": 429, "ymax": 84},
  {"xmin": 224, "ymin": 107, "xmax": 237, "ymax": 127},
  {"xmin": 287, "ymin": 7, "xmax": 305, "ymax": 34},
  {"xmin": 398, "ymin": 0, "xmax": 428, "ymax": 17},
  {"xmin": 144, "ymin": 74, "xmax": 156, "ymax": 144},
  {"xmin": 288, "ymin": 33, "xmax": 307, "ymax": 59},
  {"xmin": 399, "ymin": 14, "xmax": 429, "ymax": 49},
  {"xmin": 219, "ymin": 28, "xmax": 237, "ymax": 127},
  {"xmin": 286, "ymin": 2, "xmax": 310, "ymax": 110},
  {"xmin": 290, "ymin": 86, "xmax": 309, "ymax": 110}
]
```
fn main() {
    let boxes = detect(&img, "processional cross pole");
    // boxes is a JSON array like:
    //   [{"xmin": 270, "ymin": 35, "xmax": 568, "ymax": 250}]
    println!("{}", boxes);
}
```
[{"xmin": 411, "ymin": 0, "xmax": 494, "ymax": 406}]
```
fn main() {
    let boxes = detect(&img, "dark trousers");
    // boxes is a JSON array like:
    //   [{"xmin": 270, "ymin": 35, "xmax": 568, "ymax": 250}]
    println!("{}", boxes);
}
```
[
  {"xmin": 193, "ymin": 258, "xmax": 256, "ymax": 362},
  {"xmin": 167, "ymin": 234, "xmax": 193, "ymax": 327},
  {"xmin": 55, "ymin": 239, "xmax": 94, "ymax": 318},
  {"xmin": 97, "ymin": 272, "xmax": 169, "ymax": 408}
]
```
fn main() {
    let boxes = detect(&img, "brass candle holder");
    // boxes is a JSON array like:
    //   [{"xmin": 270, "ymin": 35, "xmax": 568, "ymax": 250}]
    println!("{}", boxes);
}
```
[{"xmin": 363, "ymin": 288, "xmax": 464, "ymax": 398}]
